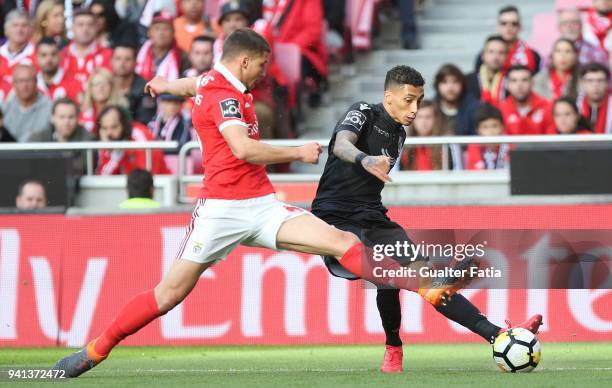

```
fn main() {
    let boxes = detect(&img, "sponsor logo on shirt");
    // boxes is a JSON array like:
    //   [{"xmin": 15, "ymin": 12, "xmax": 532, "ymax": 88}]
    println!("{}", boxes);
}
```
[
  {"xmin": 220, "ymin": 98, "xmax": 242, "ymax": 119},
  {"xmin": 342, "ymin": 110, "xmax": 367, "ymax": 131}
]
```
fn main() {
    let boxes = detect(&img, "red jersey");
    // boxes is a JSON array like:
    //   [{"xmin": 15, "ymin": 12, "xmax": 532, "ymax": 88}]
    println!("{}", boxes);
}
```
[
  {"xmin": 60, "ymin": 42, "xmax": 112, "ymax": 91},
  {"xmin": 191, "ymin": 62, "xmax": 275, "ymax": 199},
  {"xmin": 0, "ymin": 41, "xmax": 36, "ymax": 81},
  {"xmin": 500, "ymin": 93, "xmax": 554, "ymax": 135},
  {"xmin": 0, "ymin": 77, "xmax": 12, "ymax": 102},
  {"xmin": 37, "ymin": 69, "xmax": 82, "ymax": 102}
]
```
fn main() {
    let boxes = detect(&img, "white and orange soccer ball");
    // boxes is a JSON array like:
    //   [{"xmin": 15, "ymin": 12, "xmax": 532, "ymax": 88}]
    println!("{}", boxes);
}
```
[{"xmin": 492, "ymin": 327, "xmax": 541, "ymax": 373}]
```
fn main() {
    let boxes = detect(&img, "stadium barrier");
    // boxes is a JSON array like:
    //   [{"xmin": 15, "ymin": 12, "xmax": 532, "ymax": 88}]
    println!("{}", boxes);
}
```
[{"xmin": 1, "ymin": 205, "xmax": 611, "ymax": 348}]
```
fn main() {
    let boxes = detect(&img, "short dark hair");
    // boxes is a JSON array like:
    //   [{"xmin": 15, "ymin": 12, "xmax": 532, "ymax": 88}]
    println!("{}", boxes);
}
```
[
  {"xmin": 506, "ymin": 64, "xmax": 532, "ymax": 78},
  {"xmin": 484, "ymin": 34, "xmax": 507, "ymax": 47},
  {"xmin": 17, "ymin": 179, "xmax": 46, "ymax": 197},
  {"xmin": 192, "ymin": 35, "xmax": 215, "ymax": 46},
  {"xmin": 498, "ymin": 5, "xmax": 520, "ymax": 18},
  {"xmin": 127, "ymin": 169, "xmax": 154, "ymax": 198},
  {"xmin": 73, "ymin": 8, "xmax": 95, "ymax": 20},
  {"xmin": 434, "ymin": 63, "xmax": 466, "ymax": 96},
  {"xmin": 475, "ymin": 103, "xmax": 504, "ymax": 126},
  {"xmin": 112, "ymin": 42, "xmax": 138, "ymax": 56},
  {"xmin": 221, "ymin": 28, "xmax": 270, "ymax": 61},
  {"xmin": 96, "ymin": 105, "xmax": 132, "ymax": 140},
  {"xmin": 36, "ymin": 36, "xmax": 58, "ymax": 49},
  {"xmin": 553, "ymin": 97, "xmax": 591, "ymax": 131},
  {"xmin": 580, "ymin": 62, "xmax": 610, "ymax": 80},
  {"xmin": 384, "ymin": 65, "xmax": 425, "ymax": 90},
  {"xmin": 52, "ymin": 97, "xmax": 79, "ymax": 115}
]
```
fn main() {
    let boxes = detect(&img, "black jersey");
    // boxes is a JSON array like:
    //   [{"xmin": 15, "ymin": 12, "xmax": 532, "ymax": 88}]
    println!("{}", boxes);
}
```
[{"xmin": 312, "ymin": 102, "xmax": 407, "ymax": 222}]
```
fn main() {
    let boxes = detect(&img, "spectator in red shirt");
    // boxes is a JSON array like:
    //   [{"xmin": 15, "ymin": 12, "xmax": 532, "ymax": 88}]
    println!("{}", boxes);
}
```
[
  {"xmin": 578, "ymin": 62, "xmax": 611, "ymax": 133},
  {"xmin": 80, "ymin": 68, "xmax": 129, "ymax": 133},
  {"xmin": 551, "ymin": 97, "xmax": 593, "ymax": 134},
  {"xmin": 36, "ymin": 38, "xmax": 82, "ymax": 102},
  {"xmin": 33, "ymin": 0, "xmax": 68, "ymax": 47},
  {"xmin": 500, "ymin": 65, "xmax": 554, "ymax": 135},
  {"xmin": 467, "ymin": 103, "xmax": 509, "ymax": 170},
  {"xmin": 533, "ymin": 38, "xmax": 580, "ymax": 101},
  {"xmin": 0, "ymin": 10, "xmax": 36, "ymax": 82},
  {"xmin": 466, "ymin": 35, "xmax": 508, "ymax": 107},
  {"xmin": 557, "ymin": 8, "xmax": 608, "ymax": 66},
  {"xmin": 96, "ymin": 105, "xmax": 170, "ymax": 175},
  {"xmin": 136, "ymin": 11, "xmax": 188, "ymax": 81},
  {"xmin": 60, "ymin": 9, "xmax": 113, "ymax": 91},
  {"xmin": 496, "ymin": 5, "xmax": 541, "ymax": 73}
]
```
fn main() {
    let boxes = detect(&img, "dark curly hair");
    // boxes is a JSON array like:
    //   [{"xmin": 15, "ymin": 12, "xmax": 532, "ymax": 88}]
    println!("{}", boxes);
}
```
[{"xmin": 384, "ymin": 65, "xmax": 425, "ymax": 90}]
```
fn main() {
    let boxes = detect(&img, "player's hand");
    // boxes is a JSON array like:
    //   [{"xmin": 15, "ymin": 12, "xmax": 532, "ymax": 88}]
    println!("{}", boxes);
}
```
[
  {"xmin": 298, "ymin": 142, "xmax": 322, "ymax": 164},
  {"xmin": 144, "ymin": 76, "xmax": 169, "ymax": 97},
  {"xmin": 361, "ymin": 155, "xmax": 392, "ymax": 183}
]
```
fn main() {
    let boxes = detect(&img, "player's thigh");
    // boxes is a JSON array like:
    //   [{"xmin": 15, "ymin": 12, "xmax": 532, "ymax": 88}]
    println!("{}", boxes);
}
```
[{"xmin": 275, "ymin": 214, "xmax": 360, "ymax": 257}]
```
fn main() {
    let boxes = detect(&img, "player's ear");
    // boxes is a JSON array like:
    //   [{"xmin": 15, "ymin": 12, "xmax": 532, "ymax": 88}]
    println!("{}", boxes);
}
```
[
  {"xmin": 240, "ymin": 55, "xmax": 249, "ymax": 69},
  {"xmin": 384, "ymin": 89, "xmax": 393, "ymax": 105}
]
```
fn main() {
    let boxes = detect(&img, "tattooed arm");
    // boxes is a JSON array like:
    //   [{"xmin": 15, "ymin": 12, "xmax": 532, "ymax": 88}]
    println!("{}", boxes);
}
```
[{"xmin": 333, "ymin": 130, "xmax": 392, "ymax": 183}]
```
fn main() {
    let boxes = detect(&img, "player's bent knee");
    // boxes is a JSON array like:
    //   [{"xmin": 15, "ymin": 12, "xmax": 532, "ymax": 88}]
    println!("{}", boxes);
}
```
[
  {"xmin": 338, "ymin": 230, "xmax": 361, "ymax": 252},
  {"xmin": 154, "ymin": 286, "xmax": 188, "ymax": 313}
]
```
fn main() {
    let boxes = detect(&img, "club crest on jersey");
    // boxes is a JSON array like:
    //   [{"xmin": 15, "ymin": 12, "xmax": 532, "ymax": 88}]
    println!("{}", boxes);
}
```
[
  {"xmin": 342, "ymin": 110, "xmax": 367, "ymax": 131},
  {"xmin": 220, "ymin": 98, "xmax": 242, "ymax": 119}
]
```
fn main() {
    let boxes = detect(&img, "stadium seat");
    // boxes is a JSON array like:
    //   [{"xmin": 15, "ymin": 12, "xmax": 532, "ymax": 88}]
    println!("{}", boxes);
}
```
[
  {"xmin": 555, "ymin": 0, "xmax": 592, "ymax": 11},
  {"xmin": 528, "ymin": 13, "xmax": 559, "ymax": 63},
  {"xmin": 164, "ymin": 155, "xmax": 180, "ymax": 175}
]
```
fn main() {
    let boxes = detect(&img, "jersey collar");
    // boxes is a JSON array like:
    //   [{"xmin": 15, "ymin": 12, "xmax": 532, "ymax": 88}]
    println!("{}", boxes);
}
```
[{"xmin": 214, "ymin": 62, "xmax": 247, "ymax": 94}]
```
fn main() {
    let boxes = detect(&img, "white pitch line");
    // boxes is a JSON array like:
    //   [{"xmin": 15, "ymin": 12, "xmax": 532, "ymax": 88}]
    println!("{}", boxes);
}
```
[{"xmin": 125, "ymin": 367, "xmax": 612, "ymax": 373}]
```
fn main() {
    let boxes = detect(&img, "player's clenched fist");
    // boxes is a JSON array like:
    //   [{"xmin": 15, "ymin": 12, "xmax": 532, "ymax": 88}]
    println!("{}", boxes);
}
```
[
  {"xmin": 361, "ymin": 155, "xmax": 392, "ymax": 183},
  {"xmin": 144, "ymin": 76, "xmax": 169, "ymax": 97},
  {"xmin": 298, "ymin": 142, "xmax": 322, "ymax": 164}
]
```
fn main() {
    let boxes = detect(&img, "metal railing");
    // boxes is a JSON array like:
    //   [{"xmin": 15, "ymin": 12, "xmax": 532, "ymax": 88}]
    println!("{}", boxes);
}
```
[
  {"xmin": 0, "ymin": 141, "xmax": 178, "ymax": 175},
  {"xmin": 176, "ymin": 134, "xmax": 612, "ymax": 202}
]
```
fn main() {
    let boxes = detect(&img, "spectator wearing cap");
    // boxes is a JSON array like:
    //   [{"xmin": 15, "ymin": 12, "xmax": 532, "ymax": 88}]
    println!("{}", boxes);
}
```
[
  {"xmin": 147, "ymin": 93, "xmax": 191, "ymax": 154},
  {"xmin": 0, "ymin": 110, "xmax": 16, "ymax": 142},
  {"xmin": 36, "ymin": 38, "xmax": 82, "ymax": 102},
  {"xmin": 577, "ymin": 62, "xmax": 611, "ymax": 134},
  {"xmin": 557, "ymin": 8, "xmax": 608, "ymax": 66},
  {"xmin": 475, "ymin": 6, "xmax": 541, "ymax": 74},
  {"xmin": 136, "ymin": 10, "xmax": 188, "ymax": 81},
  {"xmin": 119, "ymin": 169, "xmax": 161, "ymax": 209},
  {"xmin": 582, "ymin": 0, "xmax": 611, "ymax": 53},
  {"xmin": 174, "ymin": 0, "xmax": 216, "ymax": 53},
  {"xmin": 113, "ymin": 42, "xmax": 158, "ymax": 124},
  {"xmin": 60, "ymin": 9, "xmax": 113, "ymax": 91},
  {"xmin": 0, "ymin": 10, "xmax": 36, "ymax": 82},
  {"xmin": 213, "ymin": 0, "xmax": 251, "ymax": 64},
  {"xmin": 2, "ymin": 64, "xmax": 52, "ymax": 142},
  {"xmin": 96, "ymin": 105, "xmax": 170, "ymax": 175}
]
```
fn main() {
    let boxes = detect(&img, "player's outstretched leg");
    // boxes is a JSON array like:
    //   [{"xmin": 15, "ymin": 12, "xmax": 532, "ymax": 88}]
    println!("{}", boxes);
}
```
[
  {"xmin": 53, "ymin": 259, "xmax": 212, "ymax": 377},
  {"xmin": 376, "ymin": 289, "xmax": 403, "ymax": 372}
]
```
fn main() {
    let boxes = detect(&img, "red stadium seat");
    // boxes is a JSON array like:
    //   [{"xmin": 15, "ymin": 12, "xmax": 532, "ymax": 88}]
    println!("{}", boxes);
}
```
[
  {"xmin": 528, "ymin": 13, "xmax": 559, "ymax": 63},
  {"xmin": 555, "ymin": 0, "xmax": 592, "ymax": 11},
  {"xmin": 164, "ymin": 155, "xmax": 180, "ymax": 175}
]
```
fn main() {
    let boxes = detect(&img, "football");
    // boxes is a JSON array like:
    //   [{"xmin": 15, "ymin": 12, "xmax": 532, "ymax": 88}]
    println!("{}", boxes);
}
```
[{"xmin": 492, "ymin": 328, "xmax": 541, "ymax": 373}]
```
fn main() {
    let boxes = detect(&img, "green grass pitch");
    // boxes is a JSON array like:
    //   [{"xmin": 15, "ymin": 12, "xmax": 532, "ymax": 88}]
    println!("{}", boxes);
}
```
[{"xmin": 1, "ymin": 343, "xmax": 611, "ymax": 387}]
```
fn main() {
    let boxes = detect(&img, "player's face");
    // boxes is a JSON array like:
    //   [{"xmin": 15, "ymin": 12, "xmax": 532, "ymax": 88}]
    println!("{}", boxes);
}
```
[
  {"xmin": 221, "ymin": 13, "xmax": 249, "ymax": 35},
  {"xmin": 37, "ymin": 44, "xmax": 60, "ymax": 74},
  {"xmin": 581, "ymin": 71, "xmax": 609, "ymax": 102},
  {"xmin": 413, "ymin": 105, "xmax": 435, "ymax": 136},
  {"xmin": 438, "ymin": 75, "xmax": 462, "ymax": 103},
  {"xmin": 6, "ymin": 17, "xmax": 31, "ymax": 45},
  {"xmin": 497, "ymin": 11, "xmax": 520, "ymax": 42},
  {"xmin": 553, "ymin": 101, "xmax": 579, "ymax": 134},
  {"xmin": 112, "ymin": 47, "xmax": 137, "ymax": 77},
  {"xmin": 46, "ymin": 4, "xmax": 66, "ymax": 36},
  {"xmin": 149, "ymin": 22, "xmax": 174, "ymax": 49},
  {"xmin": 558, "ymin": 10, "xmax": 582, "ymax": 41},
  {"xmin": 190, "ymin": 41, "xmax": 213, "ymax": 73},
  {"xmin": 99, "ymin": 110, "xmax": 125, "ymax": 141},
  {"xmin": 16, "ymin": 183, "xmax": 47, "ymax": 210},
  {"xmin": 72, "ymin": 15, "xmax": 96, "ymax": 45},
  {"xmin": 52, "ymin": 103, "xmax": 79, "ymax": 139},
  {"xmin": 477, "ymin": 118, "xmax": 504, "ymax": 136},
  {"xmin": 482, "ymin": 41, "xmax": 507, "ymax": 72},
  {"xmin": 552, "ymin": 40, "xmax": 577, "ymax": 72},
  {"xmin": 507, "ymin": 70, "xmax": 532, "ymax": 102},
  {"xmin": 385, "ymin": 84, "xmax": 424, "ymax": 126},
  {"xmin": 243, "ymin": 52, "xmax": 270, "ymax": 89}
]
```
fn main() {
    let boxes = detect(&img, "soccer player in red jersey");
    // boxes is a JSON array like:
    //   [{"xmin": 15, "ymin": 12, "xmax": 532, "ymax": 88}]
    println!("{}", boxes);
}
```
[{"xmin": 53, "ymin": 29, "xmax": 465, "ymax": 377}]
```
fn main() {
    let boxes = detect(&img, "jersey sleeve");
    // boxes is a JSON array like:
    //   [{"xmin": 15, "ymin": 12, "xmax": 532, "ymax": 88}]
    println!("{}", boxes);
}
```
[
  {"xmin": 334, "ymin": 102, "xmax": 372, "ymax": 136},
  {"xmin": 210, "ymin": 90, "xmax": 248, "ymax": 132}
]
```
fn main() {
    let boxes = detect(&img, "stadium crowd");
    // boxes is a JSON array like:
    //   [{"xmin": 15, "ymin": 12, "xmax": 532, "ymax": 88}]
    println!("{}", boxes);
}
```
[{"xmin": 0, "ymin": 0, "xmax": 610, "ymax": 175}]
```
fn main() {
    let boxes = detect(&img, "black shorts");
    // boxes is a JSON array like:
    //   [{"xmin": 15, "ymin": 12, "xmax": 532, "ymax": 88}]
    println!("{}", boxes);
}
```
[{"xmin": 321, "ymin": 216, "xmax": 418, "ymax": 280}]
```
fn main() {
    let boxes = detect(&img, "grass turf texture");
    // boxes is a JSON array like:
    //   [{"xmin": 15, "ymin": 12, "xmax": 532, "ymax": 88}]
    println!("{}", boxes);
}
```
[{"xmin": 1, "ymin": 343, "xmax": 611, "ymax": 387}]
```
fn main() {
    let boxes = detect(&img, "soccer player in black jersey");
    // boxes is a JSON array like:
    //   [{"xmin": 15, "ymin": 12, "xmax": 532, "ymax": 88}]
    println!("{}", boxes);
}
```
[{"xmin": 312, "ymin": 65, "xmax": 543, "ymax": 372}]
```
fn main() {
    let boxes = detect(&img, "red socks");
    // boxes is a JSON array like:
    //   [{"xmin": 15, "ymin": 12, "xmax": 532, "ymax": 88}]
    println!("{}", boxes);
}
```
[
  {"xmin": 338, "ymin": 243, "xmax": 419, "ymax": 291},
  {"xmin": 93, "ymin": 289, "xmax": 162, "ymax": 357}
]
